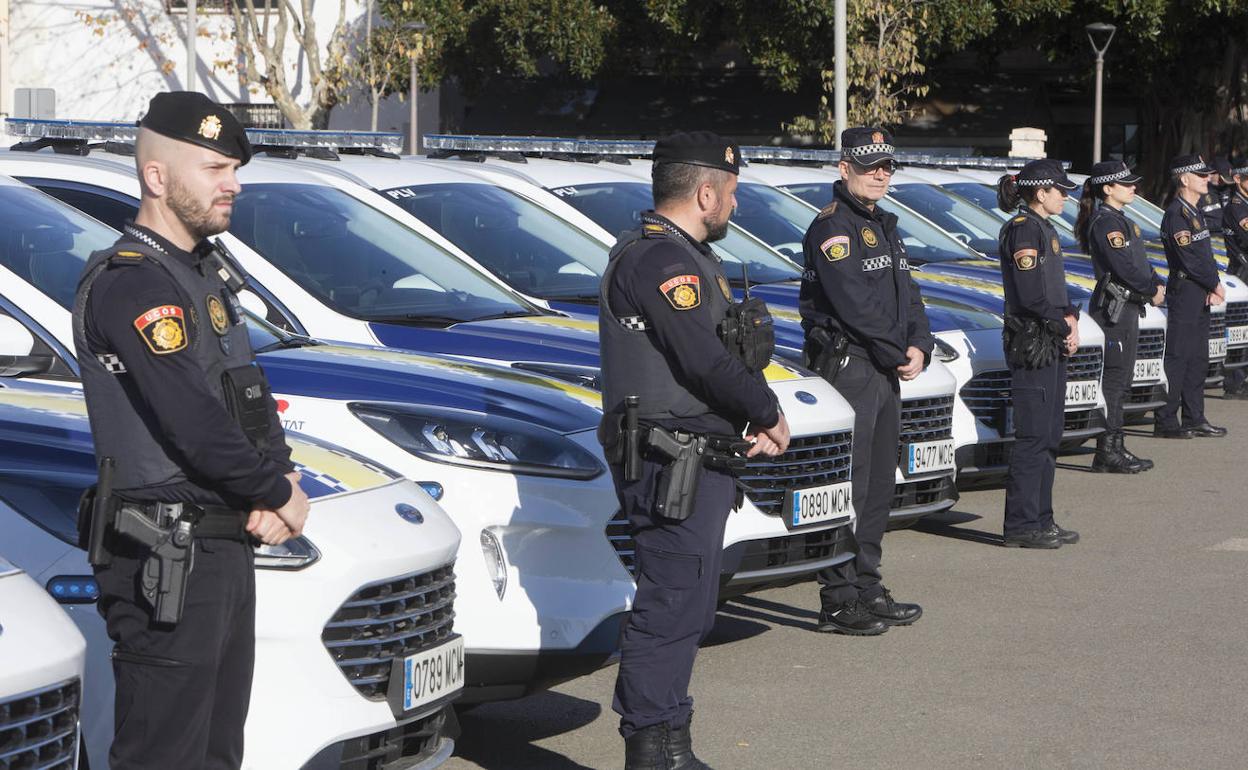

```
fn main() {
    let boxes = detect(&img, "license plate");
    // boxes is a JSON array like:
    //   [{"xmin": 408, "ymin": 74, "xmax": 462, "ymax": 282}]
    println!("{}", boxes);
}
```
[
  {"xmin": 1133, "ymin": 359, "xmax": 1162, "ymax": 382},
  {"xmin": 1210, "ymin": 337, "xmax": 1228, "ymax": 359},
  {"xmin": 784, "ymin": 481, "xmax": 853, "ymax": 529},
  {"xmin": 400, "ymin": 636, "xmax": 464, "ymax": 713},
  {"xmin": 1065, "ymin": 380, "xmax": 1100, "ymax": 406},
  {"xmin": 905, "ymin": 439, "xmax": 955, "ymax": 476},
  {"xmin": 1229, "ymin": 326, "xmax": 1248, "ymax": 345}
]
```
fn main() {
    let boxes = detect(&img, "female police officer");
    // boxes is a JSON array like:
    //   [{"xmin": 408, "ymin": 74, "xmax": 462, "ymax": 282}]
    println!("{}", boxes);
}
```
[
  {"xmin": 1074, "ymin": 161, "xmax": 1165, "ymax": 473},
  {"xmin": 996, "ymin": 159, "xmax": 1081, "ymax": 549}
]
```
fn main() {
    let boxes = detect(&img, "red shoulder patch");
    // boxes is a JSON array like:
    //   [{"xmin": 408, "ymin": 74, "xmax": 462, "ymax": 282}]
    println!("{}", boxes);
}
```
[{"xmin": 133, "ymin": 305, "xmax": 188, "ymax": 355}]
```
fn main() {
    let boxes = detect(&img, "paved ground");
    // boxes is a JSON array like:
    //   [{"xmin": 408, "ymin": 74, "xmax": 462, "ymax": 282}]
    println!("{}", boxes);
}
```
[{"xmin": 444, "ymin": 397, "xmax": 1248, "ymax": 770}]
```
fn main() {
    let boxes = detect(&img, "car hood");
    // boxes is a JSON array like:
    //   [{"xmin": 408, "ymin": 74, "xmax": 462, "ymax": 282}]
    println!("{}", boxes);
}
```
[{"xmin": 368, "ymin": 313, "xmax": 603, "ymax": 367}]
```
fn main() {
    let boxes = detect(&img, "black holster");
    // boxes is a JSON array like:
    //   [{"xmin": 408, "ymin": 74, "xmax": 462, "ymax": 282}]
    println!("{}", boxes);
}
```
[{"xmin": 645, "ymin": 428, "xmax": 705, "ymax": 521}]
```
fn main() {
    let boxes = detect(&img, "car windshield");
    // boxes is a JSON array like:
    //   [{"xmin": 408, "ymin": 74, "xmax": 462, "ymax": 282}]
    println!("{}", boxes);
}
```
[
  {"xmin": 890, "ymin": 183, "xmax": 1003, "ymax": 255},
  {"xmin": 732, "ymin": 183, "xmax": 816, "ymax": 259},
  {"xmin": 943, "ymin": 182, "xmax": 1083, "ymax": 251},
  {"xmin": 1124, "ymin": 201, "xmax": 1164, "ymax": 240},
  {"xmin": 0, "ymin": 186, "xmax": 119, "ymax": 309},
  {"xmin": 780, "ymin": 180, "xmax": 982, "ymax": 263},
  {"xmin": 382, "ymin": 183, "xmax": 607, "ymax": 300},
  {"xmin": 228, "ymin": 183, "xmax": 535, "ymax": 324},
  {"xmin": 549, "ymin": 181, "xmax": 800, "ymax": 284}
]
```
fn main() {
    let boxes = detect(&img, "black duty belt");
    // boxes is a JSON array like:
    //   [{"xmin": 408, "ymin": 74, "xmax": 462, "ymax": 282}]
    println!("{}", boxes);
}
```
[{"xmin": 123, "ymin": 501, "xmax": 249, "ymax": 541}]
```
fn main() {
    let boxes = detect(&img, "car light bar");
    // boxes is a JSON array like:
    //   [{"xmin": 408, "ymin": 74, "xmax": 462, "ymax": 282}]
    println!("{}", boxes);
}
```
[
  {"xmin": 740, "ymin": 144, "xmax": 1070, "ymax": 171},
  {"xmin": 246, "ymin": 128, "xmax": 403, "ymax": 154},
  {"xmin": 4, "ymin": 117, "xmax": 138, "ymax": 143},
  {"xmin": 424, "ymin": 133, "xmax": 656, "ymax": 157}
]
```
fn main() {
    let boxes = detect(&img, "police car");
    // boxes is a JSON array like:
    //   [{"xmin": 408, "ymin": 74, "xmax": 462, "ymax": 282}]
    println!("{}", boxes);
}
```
[
  {"xmin": 0, "ymin": 552, "xmax": 87, "ymax": 770},
  {"xmin": 0, "ymin": 379, "xmax": 463, "ymax": 770}
]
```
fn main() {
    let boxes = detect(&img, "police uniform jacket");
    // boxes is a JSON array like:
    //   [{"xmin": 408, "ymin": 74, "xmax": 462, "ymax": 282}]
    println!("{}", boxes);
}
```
[
  {"xmin": 1087, "ymin": 203, "xmax": 1162, "ymax": 298},
  {"xmin": 998, "ymin": 207, "xmax": 1077, "ymax": 329},
  {"xmin": 1222, "ymin": 189, "xmax": 1248, "ymax": 272},
  {"xmin": 798, "ymin": 181, "xmax": 933, "ymax": 372},
  {"xmin": 73, "ymin": 223, "xmax": 294, "ymax": 509},
  {"xmin": 600, "ymin": 213, "xmax": 779, "ymax": 437},
  {"xmin": 1161, "ymin": 197, "xmax": 1220, "ymax": 292}
]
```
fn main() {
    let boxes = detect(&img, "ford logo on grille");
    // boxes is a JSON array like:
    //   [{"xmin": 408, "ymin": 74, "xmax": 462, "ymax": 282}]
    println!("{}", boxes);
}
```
[
  {"xmin": 395, "ymin": 503, "xmax": 424, "ymax": 524},
  {"xmin": 795, "ymin": 390, "xmax": 818, "ymax": 405}
]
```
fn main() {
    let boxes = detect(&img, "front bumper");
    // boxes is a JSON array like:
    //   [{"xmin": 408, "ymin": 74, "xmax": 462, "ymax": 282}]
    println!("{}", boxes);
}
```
[
  {"xmin": 719, "ymin": 523, "xmax": 855, "ymax": 597},
  {"xmin": 301, "ymin": 705, "xmax": 457, "ymax": 770}
]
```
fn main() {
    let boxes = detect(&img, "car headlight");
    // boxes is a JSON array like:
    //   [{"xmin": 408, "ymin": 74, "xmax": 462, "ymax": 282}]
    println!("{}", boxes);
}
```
[
  {"xmin": 480, "ymin": 529, "xmax": 507, "ymax": 599},
  {"xmin": 349, "ymin": 403, "xmax": 604, "ymax": 480},
  {"xmin": 511, "ymin": 362, "xmax": 601, "ymax": 390},
  {"xmin": 254, "ymin": 537, "xmax": 321, "ymax": 570},
  {"xmin": 933, "ymin": 338, "xmax": 961, "ymax": 363}
]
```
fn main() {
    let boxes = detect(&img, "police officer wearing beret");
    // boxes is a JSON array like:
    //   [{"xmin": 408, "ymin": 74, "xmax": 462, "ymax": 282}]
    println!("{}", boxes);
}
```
[
  {"xmin": 1074, "ymin": 161, "xmax": 1165, "ymax": 473},
  {"xmin": 1219, "ymin": 155, "xmax": 1248, "ymax": 399},
  {"xmin": 75, "ymin": 92, "xmax": 310, "ymax": 769},
  {"xmin": 599, "ymin": 130, "xmax": 790, "ymax": 769},
  {"xmin": 995, "ymin": 159, "xmax": 1082, "ymax": 548},
  {"xmin": 799, "ymin": 127, "xmax": 932, "ymax": 633},
  {"xmin": 1155, "ymin": 154, "xmax": 1229, "ymax": 438}
]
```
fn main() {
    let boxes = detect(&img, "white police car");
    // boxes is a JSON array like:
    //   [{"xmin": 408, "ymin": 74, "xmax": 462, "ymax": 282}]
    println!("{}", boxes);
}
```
[{"xmin": 0, "ymin": 552, "xmax": 87, "ymax": 770}]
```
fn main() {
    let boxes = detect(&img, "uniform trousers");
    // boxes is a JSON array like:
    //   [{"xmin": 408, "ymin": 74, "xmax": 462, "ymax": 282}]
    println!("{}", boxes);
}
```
[
  {"xmin": 1003, "ymin": 359, "xmax": 1067, "ymax": 536},
  {"xmin": 611, "ymin": 459, "xmax": 734, "ymax": 738},
  {"xmin": 95, "ymin": 536, "xmax": 255, "ymax": 770},
  {"xmin": 1092, "ymin": 307, "xmax": 1140, "ymax": 433},
  {"xmin": 1157, "ymin": 280, "xmax": 1211, "ymax": 429}
]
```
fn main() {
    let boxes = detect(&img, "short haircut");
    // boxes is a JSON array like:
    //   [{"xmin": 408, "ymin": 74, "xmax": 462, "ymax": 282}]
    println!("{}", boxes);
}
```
[{"xmin": 652, "ymin": 163, "xmax": 730, "ymax": 208}]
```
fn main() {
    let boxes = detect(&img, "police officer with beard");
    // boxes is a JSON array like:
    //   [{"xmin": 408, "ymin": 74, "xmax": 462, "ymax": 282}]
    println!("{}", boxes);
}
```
[
  {"xmin": 1220, "ymin": 155, "xmax": 1248, "ymax": 399},
  {"xmin": 1155, "ymin": 154, "xmax": 1229, "ymax": 438},
  {"xmin": 599, "ymin": 131, "xmax": 790, "ymax": 769},
  {"xmin": 75, "ymin": 92, "xmax": 310, "ymax": 769},
  {"xmin": 799, "ymin": 127, "xmax": 932, "ymax": 634}
]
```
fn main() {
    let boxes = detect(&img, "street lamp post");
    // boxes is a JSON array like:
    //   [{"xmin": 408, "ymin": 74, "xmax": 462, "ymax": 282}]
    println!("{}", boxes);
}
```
[
  {"xmin": 405, "ymin": 21, "xmax": 427, "ymax": 155},
  {"xmin": 1086, "ymin": 22, "xmax": 1117, "ymax": 164}
]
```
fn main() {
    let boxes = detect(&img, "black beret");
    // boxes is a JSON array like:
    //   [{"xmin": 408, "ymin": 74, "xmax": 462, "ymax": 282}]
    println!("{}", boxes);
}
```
[
  {"xmin": 1016, "ymin": 158, "xmax": 1078, "ymax": 191},
  {"xmin": 840, "ymin": 126, "xmax": 895, "ymax": 167},
  {"xmin": 138, "ymin": 92, "xmax": 253, "ymax": 165},
  {"xmin": 1169, "ymin": 153, "xmax": 1213, "ymax": 176},
  {"xmin": 652, "ymin": 131, "xmax": 739, "ymax": 175},
  {"xmin": 1087, "ymin": 160, "xmax": 1142, "ymax": 186}
]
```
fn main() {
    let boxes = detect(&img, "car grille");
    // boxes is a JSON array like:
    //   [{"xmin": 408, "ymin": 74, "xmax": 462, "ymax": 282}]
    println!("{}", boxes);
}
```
[
  {"xmin": 1226, "ymin": 301, "xmax": 1248, "ymax": 329},
  {"xmin": 899, "ymin": 395, "xmax": 955, "ymax": 444},
  {"xmin": 1136, "ymin": 328, "xmax": 1166, "ymax": 360},
  {"xmin": 739, "ymin": 431, "xmax": 854, "ymax": 517},
  {"xmin": 960, "ymin": 369, "xmax": 1011, "ymax": 424},
  {"xmin": 1066, "ymin": 346, "xmax": 1102, "ymax": 381},
  {"xmin": 335, "ymin": 707, "xmax": 449, "ymax": 770},
  {"xmin": 0, "ymin": 679, "xmax": 79, "ymax": 770},
  {"xmin": 734, "ymin": 525, "xmax": 852, "ymax": 576},
  {"xmin": 1064, "ymin": 408, "xmax": 1098, "ymax": 433},
  {"xmin": 322, "ymin": 565, "xmax": 456, "ymax": 700},
  {"xmin": 891, "ymin": 475, "xmax": 957, "ymax": 511},
  {"xmin": 606, "ymin": 510, "xmax": 636, "ymax": 575},
  {"xmin": 1227, "ymin": 347, "xmax": 1248, "ymax": 366},
  {"xmin": 1127, "ymin": 383, "xmax": 1166, "ymax": 407},
  {"xmin": 1209, "ymin": 312, "xmax": 1227, "ymax": 343}
]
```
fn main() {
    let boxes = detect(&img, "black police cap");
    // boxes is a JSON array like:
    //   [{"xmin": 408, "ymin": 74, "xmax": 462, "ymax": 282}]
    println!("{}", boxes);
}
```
[
  {"xmin": 1169, "ymin": 153, "xmax": 1213, "ymax": 176},
  {"xmin": 1232, "ymin": 156, "xmax": 1248, "ymax": 177},
  {"xmin": 1016, "ymin": 158, "xmax": 1078, "ymax": 191},
  {"xmin": 138, "ymin": 92, "xmax": 253, "ymax": 165},
  {"xmin": 840, "ymin": 127, "xmax": 895, "ymax": 167},
  {"xmin": 1087, "ymin": 160, "xmax": 1142, "ymax": 186},
  {"xmin": 652, "ymin": 131, "xmax": 740, "ymax": 175},
  {"xmin": 1211, "ymin": 155, "xmax": 1234, "ymax": 179}
]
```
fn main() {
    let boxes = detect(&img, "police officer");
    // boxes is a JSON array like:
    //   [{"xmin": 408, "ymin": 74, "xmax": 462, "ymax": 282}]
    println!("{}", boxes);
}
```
[
  {"xmin": 995, "ymin": 159, "xmax": 1082, "ymax": 548},
  {"xmin": 599, "ymin": 131, "xmax": 790, "ymax": 769},
  {"xmin": 1219, "ymin": 155, "xmax": 1248, "ymax": 399},
  {"xmin": 1155, "ymin": 154, "xmax": 1229, "ymax": 438},
  {"xmin": 1074, "ymin": 161, "xmax": 1165, "ymax": 473},
  {"xmin": 75, "ymin": 92, "xmax": 310, "ymax": 769},
  {"xmin": 799, "ymin": 127, "xmax": 931, "ymax": 634}
]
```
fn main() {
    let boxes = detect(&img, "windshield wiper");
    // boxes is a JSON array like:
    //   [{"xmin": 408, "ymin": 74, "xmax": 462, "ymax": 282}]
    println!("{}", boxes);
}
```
[
  {"xmin": 369, "ymin": 314, "xmax": 467, "ymax": 326},
  {"xmin": 471, "ymin": 310, "xmax": 538, "ymax": 321},
  {"xmin": 256, "ymin": 335, "xmax": 319, "ymax": 353}
]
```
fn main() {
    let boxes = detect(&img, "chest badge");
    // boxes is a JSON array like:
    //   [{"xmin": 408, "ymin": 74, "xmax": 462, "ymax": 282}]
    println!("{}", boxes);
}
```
[
  {"xmin": 206, "ymin": 295, "xmax": 230, "ymax": 336},
  {"xmin": 1050, "ymin": 237, "xmax": 1060, "ymax": 255},
  {"xmin": 861, "ymin": 227, "xmax": 879, "ymax": 247},
  {"xmin": 1239, "ymin": 217, "xmax": 1248, "ymax": 232},
  {"xmin": 1106, "ymin": 231, "xmax": 1126, "ymax": 249},
  {"xmin": 1132, "ymin": 223, "xmax": 1141, "ymax": 238},
  {"xmin": 1190, "ymin": 216, "xmax": 1200, "ymax": 229},
  {"xmin": 717, "ymin": 274, "xmax": 733, "ymax": 300},
  {"xmin": 659, "ymin": 275, "xmax": 701, "ymax": 310}
]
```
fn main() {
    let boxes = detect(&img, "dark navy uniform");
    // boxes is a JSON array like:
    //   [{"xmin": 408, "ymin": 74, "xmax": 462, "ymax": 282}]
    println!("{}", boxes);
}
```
[
  {"xmin": 1156, "ymin": 155, "xmax": 1223, "ymax": 435},
  {"xmin": 997, "ymin": 160, "xmax": 1079, "ymax": 542},
  {"xmin": 799, "ymin": 127, "xmax": 931, "ymax": 632},
  {"xmin": 1221, "ymin": 172, "xmax": 1248, "ymax": 397},
  {"xmin": 599, "ymin": 132, "xmax": 779, "ymax": 768},
  {"xmin": 75, "ymin": 94, "xmax": 293, "ymax": 770}
]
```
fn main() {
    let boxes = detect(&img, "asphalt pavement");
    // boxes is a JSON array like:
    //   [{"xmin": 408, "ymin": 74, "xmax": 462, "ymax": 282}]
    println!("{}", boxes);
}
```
[{"xmin": 445, "ymin": 396, "xmax": 1248, "ymax": 770}]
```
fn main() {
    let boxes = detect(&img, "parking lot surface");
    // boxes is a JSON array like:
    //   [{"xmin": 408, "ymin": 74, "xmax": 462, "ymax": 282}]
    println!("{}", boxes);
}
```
[{"xmin": 446, "ymin": 397, "xmax": 1248, "ymax": 770}]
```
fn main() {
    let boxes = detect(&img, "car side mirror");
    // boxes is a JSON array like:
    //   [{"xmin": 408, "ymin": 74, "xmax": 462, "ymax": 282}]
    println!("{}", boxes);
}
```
[
  {"xmin": 0, "ymin": 315, "xmax": 36, "ymax": 357},
  {"xmin": 0, "ymin": 355, "xmax": 55, "ymax": 378}
]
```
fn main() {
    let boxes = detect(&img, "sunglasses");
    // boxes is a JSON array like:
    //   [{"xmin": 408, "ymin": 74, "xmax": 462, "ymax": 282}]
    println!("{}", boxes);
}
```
[{"xmin": 856, "ymin": 160, "xmax": 899, "ymax": 175}]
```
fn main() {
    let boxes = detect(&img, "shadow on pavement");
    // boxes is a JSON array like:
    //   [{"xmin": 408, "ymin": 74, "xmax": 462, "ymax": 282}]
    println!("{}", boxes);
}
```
[
  {"xmin": 716, "ymin": 595, "xmax": 820, "ymax": 632},
  {"xmin": 453, "ymin": 690, "xmax": 601, "ymax": 769},
  {"xmin": 702, "ymin": 611, "xmax": 773, "ymax": 646},
  {"xmin": 911, "ymin": 508, "xmax": 1004, "ymax": 546}
]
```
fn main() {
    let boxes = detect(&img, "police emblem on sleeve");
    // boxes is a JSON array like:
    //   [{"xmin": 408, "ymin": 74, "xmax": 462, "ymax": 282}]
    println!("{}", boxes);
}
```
[
  {"xmin": 198, "ymin": 115, "xmax": 223, "ymax": 140},
  {"xmin": 717, "ymin": 274, "xmax": 732, "ymax": 300},
  {"xmin": 861, "ymin": 227, "xmax": 879, "ymax": 247},
  {"xmin": 1106, "ymin": 231, "xmax": 1127, "ymax": 249},
  {"xmin": 1013, "ymin": 248, "xmax": 1038, "ymax": 271},
  {"xmin": 134, "ymin": 305, "xmax": 188, "ymax": 354},
  {"xmin": 206, "ymin": 295, "xmax": 230, "ymax": 336},
  {"xmin": 1175, "ymin": 230, "xmax": 1192, "ymax": 247},
  {"xmin": 659, "ymin": 275, "xmax": 701, "ymax": 310},
  {"xmin": 821, "ymin": 235, "xmax": 850, "ymax": 262}
]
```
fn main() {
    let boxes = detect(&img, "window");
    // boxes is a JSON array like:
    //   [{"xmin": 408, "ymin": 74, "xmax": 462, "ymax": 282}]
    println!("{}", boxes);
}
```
[{"xmin": 29, "ymin": 179, "xmax": 138, "ymax": 233}]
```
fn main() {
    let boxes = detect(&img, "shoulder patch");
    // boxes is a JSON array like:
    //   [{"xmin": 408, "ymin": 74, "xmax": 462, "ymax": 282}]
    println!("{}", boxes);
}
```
[
  {"xmin": 1174, "ymin": 230, "xmax": 1192, "ymax": 247},
  {"xmin": 861, "ymin": 227, "xmax": 879, "ymax": 247},
  {"xmin": 1239, "ymin": 217, "xmax": 1248, "ymax": 232},
  {"xmin": 114, "ymin": 250, "xmax": 145, "ymax": 260},
  {"xmin": 659, "ymin": 275, "xmax": 701, "ymax": 310},
  {"xmin": 817, "ymin": 201, "xmax": 839, "ymax": 219},
  {"xmin": 1106, "ymin": 230, "xmax": 1127, "ymax": 249},
  {"xmin": 1013, "ymin": 216, "xmax": 1027, "ymax": 223},
  {"xmin": 1012, "ymin": 248, "xmax": 1038, "ymax": 271},
  {"xmin": 133, "ymin": 305, "xmax": 188, "ymax": 355},
  {"xmin": 821, "ymin": 235, "xmax": 851, "ymax": 262},
  {"xmin": 642, "ymin": 223, "xmax": 666, "ymax": 237}
]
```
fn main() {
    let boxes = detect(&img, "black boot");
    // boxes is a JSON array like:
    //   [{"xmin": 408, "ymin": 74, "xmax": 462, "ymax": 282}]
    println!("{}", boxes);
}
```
[
  {"xmin": 668, "ymin": 714, "xmax": 712, "ymax": 770},
  {"xmin": 1091, "ymin": 432, "xmax": 1142, "ymax": 474},
  {"xmin": 1118, "ymin": 435, "xmax": 1153, "ymax": 471},
  {"xmin": 625, "ymin": 724, "xmax": 669, "ymax": 770}
]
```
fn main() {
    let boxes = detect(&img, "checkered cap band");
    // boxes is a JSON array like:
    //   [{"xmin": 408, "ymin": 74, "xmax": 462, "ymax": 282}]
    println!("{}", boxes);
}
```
[
  {"xmin": 1233, "ymin": 165, "xmax": 1248, "ymax": 176},
  {"xmin": 845, "ymin": 143, "xmax": 895, "ymax": 158},
  {"xmin": 1173, "ymin": 161, "xmax": 1211, "ymax": 175},
  {"xmin": 619, "ymin": 315, "xmax": 649, "ymax": 331},
  {"xmin": 1017, "ymin": 178, "xmax": 1057, "ymax": 187},
  {"xmin": 1089, "ymin": 168, "xmax": 1133, "ymax": 185},
  {"xmin": 97, "ymin": 353, "xmax": 127, "ymax": 374}
]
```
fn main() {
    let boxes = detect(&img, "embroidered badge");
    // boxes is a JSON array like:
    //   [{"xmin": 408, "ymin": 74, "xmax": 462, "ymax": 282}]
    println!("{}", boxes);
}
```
[
  {"xmin": 134, "ymin": 305, "xmax": 187, "ymax": 355},
  {"xmin": 724, "ymin": 146, "xmax": 736, "ymax": 165},
  {"xmin": 821, "ymin": 235, "xmax": 850, "ymax": 262},
  {"xmin": 1240, "ymin": 217, "xmax": 1248, "ymax": 232},
  {"xmin": 642, "ymin": 223, "xmax": 666, "ymax": 237},
  {"xmin": 206, "ymin": 295, "xmax": 230, "ymax": 336},
  {"xmin": 861, "ymin": 227, "xmax": 879, "ymax": 248},
  {"xmin": 114, "ymin": 250, "xmax": 144, "ymax": 261},
  {"xmin": 659, "ymin": 275, "xmax": 701, "ymax": 310},
  {"xmin": 717, "ymin": 274, "xmax": 733, "ymax": 300},
  {"xmin": 872, "ymin": 131, "xmax": 884, "ymax": 144},
  {"xmin": 1013, "ymin": 248, "xmax": 1038, "ymax": 271},
  {"xmin": 1050, "ymin": 237, "xmax": 1060, "ymax": 255},
  {"xmin": 1175, "ymin": 230, "xmax": 1192, "ymax": 247},
  {"xmin": 198, "ymin": 114, "xmax": 223, "ymax": 140},
  {"xmin": 1133, "ymin": 223, "xmax": 1141, "ymax": 238},
  {"xmin": 1106, "ymin": 231, "xmax": 1127, "ymax": 249}
]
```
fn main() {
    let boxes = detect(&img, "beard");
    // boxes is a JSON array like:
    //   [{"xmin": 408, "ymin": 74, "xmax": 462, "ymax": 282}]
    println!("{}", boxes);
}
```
[
  {"xmin": 703, "ymin": 212, "xmax": 730, "ymax": 243},
  {"xmin": 167, "ymin": 176, "xmax": 234, "ymax": 240}
]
